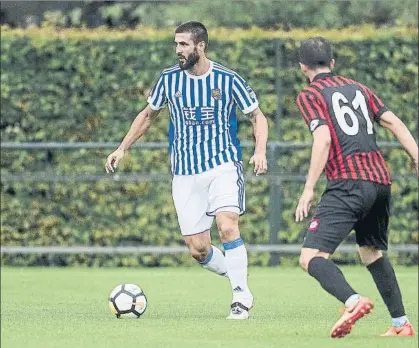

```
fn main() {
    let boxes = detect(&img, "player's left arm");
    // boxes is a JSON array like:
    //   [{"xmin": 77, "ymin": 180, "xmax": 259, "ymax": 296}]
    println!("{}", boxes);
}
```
[
  {"xmin": 248, "ymin": 107, "xmax": 268, "ymax": 176},
  {"xmin": 379, "ymin": 111, "xmax": 419, "ymax": 175},
  {"xmin": 232, "ymin": 73, "xmax": 268, "ymax": 175},
  {"xmin": 367, "ymin": 88, "xmax": 419, "ymax": 175}
]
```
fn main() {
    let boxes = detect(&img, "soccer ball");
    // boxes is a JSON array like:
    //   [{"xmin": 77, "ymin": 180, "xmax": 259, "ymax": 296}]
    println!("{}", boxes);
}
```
[{"xmin": 108, "ymin": 284, "xmax": 147, "ymax": 318}]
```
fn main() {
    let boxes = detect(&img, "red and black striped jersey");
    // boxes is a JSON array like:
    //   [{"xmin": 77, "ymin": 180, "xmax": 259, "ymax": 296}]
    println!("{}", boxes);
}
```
[{"xmin": 296, "ymin": 73, "xmax": 391, "ymax": 185}]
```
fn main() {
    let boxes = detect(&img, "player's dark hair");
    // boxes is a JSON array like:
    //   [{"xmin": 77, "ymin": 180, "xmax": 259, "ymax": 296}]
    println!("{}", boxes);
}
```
[
  {"xmin": 299, "ymin": 37, "xmax": 333, "ymax": 69},
  {"xmin": 175, "ymin": 21, "xmax": 209, "ymax": 52}
]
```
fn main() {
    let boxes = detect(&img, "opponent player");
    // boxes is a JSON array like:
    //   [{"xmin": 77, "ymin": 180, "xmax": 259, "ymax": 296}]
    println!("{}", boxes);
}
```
[
  {"xmin": 105, "ymin": 21, "xmax": 268, "ymax": 319},
  {"xmin": 295, "ymin": 37, "xmax": 417, "ymax": 338}
]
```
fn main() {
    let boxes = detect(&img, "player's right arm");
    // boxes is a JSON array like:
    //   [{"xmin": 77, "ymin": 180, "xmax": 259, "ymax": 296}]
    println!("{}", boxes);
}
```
[
  {"xmin": 295, "ymin": 90, "xmax": 331, "ymax": 221},
  {"xmin": 379, "ymin": 111, "xmax": 419, "ymax": 176},
  {"xmin": 105, "ymin": 106, "xmax": 161, "ymax": 173},
  {"xmin": 105, "ymin": 73, "xmax": 168, "ymax": 173}
]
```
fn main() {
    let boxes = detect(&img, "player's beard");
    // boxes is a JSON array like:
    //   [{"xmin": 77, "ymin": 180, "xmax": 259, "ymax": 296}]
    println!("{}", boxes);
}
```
[{"xmin": 178, "ymin": 48, "xmax": 200, "ymax": 71}]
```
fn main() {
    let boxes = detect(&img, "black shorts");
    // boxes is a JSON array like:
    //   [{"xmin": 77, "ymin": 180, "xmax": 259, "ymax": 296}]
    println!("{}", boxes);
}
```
[{"xmin": 303, "ymin": 180, "xmax": 391, "ymax": 254}]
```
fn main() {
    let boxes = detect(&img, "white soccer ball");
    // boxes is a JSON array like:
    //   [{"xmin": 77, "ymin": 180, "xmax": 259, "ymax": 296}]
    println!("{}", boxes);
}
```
[{"xmin": 108, "ymin": 284, "xmax": 147, "ymax": 318}]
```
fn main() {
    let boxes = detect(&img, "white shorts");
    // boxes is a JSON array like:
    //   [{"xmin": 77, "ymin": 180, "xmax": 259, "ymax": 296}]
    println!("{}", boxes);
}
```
[{"xmin": 172, "ymin": 161, "xmax": 245, "ymax": 236}]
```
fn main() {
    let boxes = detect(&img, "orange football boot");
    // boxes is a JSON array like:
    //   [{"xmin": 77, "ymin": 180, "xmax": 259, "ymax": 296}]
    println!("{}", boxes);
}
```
[
  {"xmin": 381, "ymin": 322, "xmax": 415, "ymax": 337},
  {"xmin": 330, "ymin": 297, "xmax": 374, "ymax": 338}
]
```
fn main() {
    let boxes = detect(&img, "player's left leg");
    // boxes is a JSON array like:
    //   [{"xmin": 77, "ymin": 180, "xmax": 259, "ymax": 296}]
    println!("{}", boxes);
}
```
[
  {"xmin": 216, "ymin": 211, "xmax": 253, "ymax": 320},
  {"xmin": 206, "ymin": 161, "xmax": 252, "ymax": 319},
  {"xmin": 358, "ymin": 247, "xmax": 415, "ymax": 337}
]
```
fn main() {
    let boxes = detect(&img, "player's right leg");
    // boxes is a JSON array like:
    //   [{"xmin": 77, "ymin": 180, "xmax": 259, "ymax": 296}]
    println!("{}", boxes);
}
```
[
  {"xmin": 183, "ymin": 232, "xmax": 227, "ymax": 277},
  {"xmin": 355, "ymin": 182, "xmax": 415, "ymax": 337},
  {"xmin": 172, "ymin": 173, "xmax": 227, "ymax": 277},
  {"xmin": 300, "ymin": 180, "xmax": 374, "ymax": 338}
]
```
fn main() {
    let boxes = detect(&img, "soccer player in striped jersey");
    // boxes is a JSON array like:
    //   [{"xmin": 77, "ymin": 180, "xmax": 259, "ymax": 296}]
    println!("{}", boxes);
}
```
[
  {"xmin": 294, "ymin": 37, "xmax": 418, "ymax": 338},
  {"xmin": 105, "ymin": 21, "xmax": 268, "ymax": 319}
]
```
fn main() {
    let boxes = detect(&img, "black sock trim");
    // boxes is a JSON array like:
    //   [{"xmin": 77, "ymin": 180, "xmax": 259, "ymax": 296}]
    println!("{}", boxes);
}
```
[
  {"xmin": 231, "ymin": 302, "xmax": 249, "ymax": 311},
  {"xmin": 366, "ymin": 256, "xmax": 384, "ymax": 270}
]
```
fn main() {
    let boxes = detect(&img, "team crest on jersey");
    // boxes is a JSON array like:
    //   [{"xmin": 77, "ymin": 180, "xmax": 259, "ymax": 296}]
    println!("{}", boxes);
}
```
[
  {"xmin": 211, "ymin": 88, "xmax": 222, "ymax": 100},
  {"xmin": 308, "ymin": 219, "xmax": 320, "ymax": 232},
  {"xmin": 174, "ymin": 90, "xmax": 182, "ymax": 98}
]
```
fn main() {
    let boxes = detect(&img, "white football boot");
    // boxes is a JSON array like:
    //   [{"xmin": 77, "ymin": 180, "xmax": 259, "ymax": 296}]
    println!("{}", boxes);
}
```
[{"xmin": 226, "ymin": 290, "xmax": 253, "ymax": 320}]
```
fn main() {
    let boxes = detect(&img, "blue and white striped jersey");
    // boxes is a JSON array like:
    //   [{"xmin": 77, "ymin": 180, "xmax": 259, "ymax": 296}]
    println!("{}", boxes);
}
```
[{"xmin": 147, "ymin": 60, "xmax": 259, "ymax": 175}]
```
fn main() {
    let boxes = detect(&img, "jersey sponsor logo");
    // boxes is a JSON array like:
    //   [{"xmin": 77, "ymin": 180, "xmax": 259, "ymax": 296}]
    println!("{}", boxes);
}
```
[
  {"xmin": 211, "ymin": 88, "xmax": 222, "ymax": 100},
  {"xmin": 310, "ymin": 119, "xmax": 320, "ymax": 132},
  {"xmin": 182, "ymin": 106, "xmax": 215, "ymax": 126},
  {"xmin": 308, "ymin": 219, "xmax": 320, "ymax": 232}
]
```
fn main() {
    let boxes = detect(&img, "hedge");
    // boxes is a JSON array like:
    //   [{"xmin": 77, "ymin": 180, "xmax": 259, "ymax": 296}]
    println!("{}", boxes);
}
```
[{"xmin": 1, "ymin": 27, "xmax": 418, "ymax": 266}]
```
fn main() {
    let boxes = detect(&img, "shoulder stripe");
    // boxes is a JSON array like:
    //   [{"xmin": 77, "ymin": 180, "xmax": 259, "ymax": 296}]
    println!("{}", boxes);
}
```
[
  {"xmin": 212, "ymin": 62, "xmax": 235, "ymax": 75},
  {"xmin": 163, "ymin": 65, "xmax": 181, "ymax": 74}
]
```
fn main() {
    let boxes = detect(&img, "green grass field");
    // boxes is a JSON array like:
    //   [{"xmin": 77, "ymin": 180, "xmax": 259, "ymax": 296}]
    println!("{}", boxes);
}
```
[{"xmin": 1, "ymin": 266, "xmax": 418, "ymax": 348}]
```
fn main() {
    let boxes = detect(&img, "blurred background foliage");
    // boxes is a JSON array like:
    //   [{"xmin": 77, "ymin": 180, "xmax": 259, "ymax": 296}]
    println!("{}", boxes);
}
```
[
  {"xmin": 1, "ymin": 25, "xmax": 417, "ymax": 266},
  {"xmin": 1, "ymin": 0, "xmax": 418, "ymax": 30}
]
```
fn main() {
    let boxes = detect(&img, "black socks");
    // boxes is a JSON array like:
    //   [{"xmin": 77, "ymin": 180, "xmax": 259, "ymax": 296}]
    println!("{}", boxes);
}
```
[
  {"xmin": 307, "ymin": 257, "xmax": 357, "ymax": 303},
  {"xmin": 367, "ymin": 257, "xmax": 406, "ymax": 318}
]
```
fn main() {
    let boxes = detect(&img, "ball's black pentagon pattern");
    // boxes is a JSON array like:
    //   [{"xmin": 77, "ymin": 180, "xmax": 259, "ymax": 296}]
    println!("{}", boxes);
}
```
[
  {"xmin": 109, "ymin": 284, "xmax": 146, "ymax": 318},
  {"xmin": 132, "ymin": 292, "xmax": 147, "ymax": 317}
]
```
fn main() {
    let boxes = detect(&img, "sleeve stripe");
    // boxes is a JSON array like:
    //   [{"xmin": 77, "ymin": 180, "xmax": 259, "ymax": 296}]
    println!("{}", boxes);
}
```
[
  {"xmin": 370, "ymin": 97, "xmax": 380, "ymax": 115},
  {"xmin": 305, "ymin": 87, "xmax": 328, "ymax": 119},
  {"xmin": 296, "ymin": 94, "xmax": 311, "ymax": 124},
  {"xmin": 233, "ymin": 79, "xmax": 253, "ymax": 108},
  {"xmin": 300, "ymin": 93, "xmax": 318, "ymax": 120},
  {"xmin": 148, "ymin": 74, "xmax": 167, "ymax": 109},
  {"xmin": 152, "ymin": 81, "xmax": 164, "ymax": 106},
  {"xmin": 234, "ymin": 73, "xmax": 248, "ymax": 86},
  {"xmin": 309, "ymin": 94, "xmax": 327, "ymax": 120},
  {"xmin": 232, "ymin": 88, "xmax": 245, "ymax": 111},
  {"xmin": 300, "ymin": 91, "xmax": 327, "ymax": 121},
  {"xmin": 149, "ymin": 78, "xmax": 161, "ymax": 98},
  {"xmin": 372, "ymin": 94, "xmax": 384, "ymax": 107}
]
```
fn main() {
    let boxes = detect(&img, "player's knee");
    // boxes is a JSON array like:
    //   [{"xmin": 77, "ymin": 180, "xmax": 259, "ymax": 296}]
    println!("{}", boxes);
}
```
[
  {"xmin": 217, "ymin": 223, "xmax": 239, "ymax": 242},
  {"xmin": 299, "ymin": 254, "xmax": 312, "ymax": 271},
  {"xmin": 185, "ymin": 242, "xmax": 210, "ymax": 263},
  {"xmin": 358, "ymin": 246, "xmax": 383, "ymax": 266},
  {"xmin": 299, "ymin": 250, "xmax": 329, "ymax": 271}
]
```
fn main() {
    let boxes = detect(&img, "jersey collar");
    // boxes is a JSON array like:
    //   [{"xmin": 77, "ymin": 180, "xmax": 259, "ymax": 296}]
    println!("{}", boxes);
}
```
[
  {"xmin": 312, "ymin": 72, "xmax": 335, "ymax": 81},
  {"xmin": 184, "ymin": 60, "xmax": 213, "ymax": 79}
]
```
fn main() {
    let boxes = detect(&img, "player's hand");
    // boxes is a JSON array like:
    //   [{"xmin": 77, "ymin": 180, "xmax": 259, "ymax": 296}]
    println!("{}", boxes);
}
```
[
  {"xmin": 105, "ymin": 148, "xmax": 125, "ymax": 173},
  {"xmin": 295, "ymin": 186, "xmax": 314, "ymax": 222},
  {"xmin": 249, "ymin": 152, "xmax": 267, "ymax": 176}
]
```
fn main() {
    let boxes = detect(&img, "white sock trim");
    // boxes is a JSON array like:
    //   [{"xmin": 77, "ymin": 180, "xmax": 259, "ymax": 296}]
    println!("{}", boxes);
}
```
[
  {"xmin": 201, "ymin": 245, "xmax": 228, "ymax": 276},
  {"xmin": 392, "ymin": 316, "xmax": 408, "ymax": 327},
  {"xmin": 345, "ymin": 294, "xmax": 361, "ymax": 308}
]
